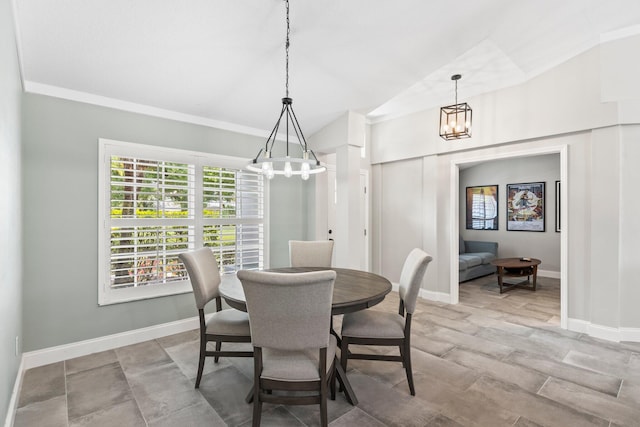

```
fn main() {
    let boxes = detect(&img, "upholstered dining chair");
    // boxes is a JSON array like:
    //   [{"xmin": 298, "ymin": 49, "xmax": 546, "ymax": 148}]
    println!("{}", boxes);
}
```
[
  {"xmin": 289, "ymin": 240, "xmax": 335, "ymax": 267},
  {"xmin": 179, "ymin": 248, "xmax": 252, "ymax": 388},
  {"xmin": 339, "ymin": 248, "xmax": 432, "ymax": 396},
  {"xmin": 237, "ymin": 269, "xmax": 338, "ymax": 427}
]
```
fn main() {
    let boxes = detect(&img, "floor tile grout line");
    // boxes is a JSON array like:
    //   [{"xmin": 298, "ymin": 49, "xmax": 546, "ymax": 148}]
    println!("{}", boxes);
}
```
[
  {"xmin": 63, "ymin": 360, "xmax": 69, "ymax": 427},
  {"xmin": 115, "ymin": 348, "xmax": 151, "ymax": 427},
  {"xmin": 536, "ymin": 375, "xmax": 552, "ymax": 395}
]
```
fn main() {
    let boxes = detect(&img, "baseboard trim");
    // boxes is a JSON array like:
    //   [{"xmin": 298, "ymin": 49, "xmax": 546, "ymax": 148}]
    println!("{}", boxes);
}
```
[
  {"xmin": 538, "ymin": 269, "xmax": 560, "ymax": 279},
  {"xmin": 419, "ymin": 289, "xmax": 452, "ymax": 304},
  {"xmin": 4, "ymin": 357, "xmax": 24, "ymax": 427},
  {"xmin": 567, "ymin": 318, "xmax": 589, "ymax": 334},
  {"xmin": 621, "ymin": 327, "xmax": 640, "ymax": 343},
  {"xmin": 567, "ymin": 318, "xmax": 640, "ymax": 343},
  {"xmin": 22, "ymin": 316, "xmax": 200, "ymax": 370},
  {"xmin": 386, "ymin": 285, "xmax": 452, "ymax": 304}
]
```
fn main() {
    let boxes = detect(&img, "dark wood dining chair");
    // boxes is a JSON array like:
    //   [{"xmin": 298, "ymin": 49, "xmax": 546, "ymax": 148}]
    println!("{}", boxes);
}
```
[
  {"xmin": 237, "ymin": 269, "xmax": 337, "ymax": 427},
  {"xmin": 339, "ymin": 248, "xmax": 432, "ymax": 396},
  {"xmin": 179, "ymin": 248, "xmax": 252, "ymax": 388},
  {"xmin": 289, "ymin": 240, "xmax": 334, "ymax": 267}
]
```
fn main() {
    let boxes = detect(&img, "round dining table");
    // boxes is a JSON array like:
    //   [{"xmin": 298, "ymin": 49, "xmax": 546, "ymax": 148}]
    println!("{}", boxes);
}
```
[
  {"xmin": 220, "ymin": 266, "xmax": 392, "ymax": 315},
  {"xmin": 218, "ymin": 266, "xmax": 392, "ymax": 405}
]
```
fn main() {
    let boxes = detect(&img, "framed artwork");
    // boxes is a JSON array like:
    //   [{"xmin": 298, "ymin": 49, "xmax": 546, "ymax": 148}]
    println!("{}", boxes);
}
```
[
  {"xmin": 466, "ymin": 185, "xmax": 499, "ymax": 230},
  {"xmin": 507, "ymin": 182, "xmax": 545, "ymax": 232},
  {"xmin": 555, "ymin": 180, "xmax": 561, "ymax": 232}
]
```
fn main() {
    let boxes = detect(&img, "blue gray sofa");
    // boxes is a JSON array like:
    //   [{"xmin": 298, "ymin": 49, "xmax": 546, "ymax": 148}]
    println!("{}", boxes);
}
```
[{"xmin": 459, "ymin": 237, "xmax": 498, "ymax": 282}]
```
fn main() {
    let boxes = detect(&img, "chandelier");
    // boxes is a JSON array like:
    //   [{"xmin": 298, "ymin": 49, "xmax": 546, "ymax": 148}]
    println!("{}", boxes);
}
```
[
  {"xmin": 247, "ymin": 0, "xmax": 326, "ymax": 180},
  {"xmin": 439, "ymin": 74, "xmax": 472, "ymax": 140}
]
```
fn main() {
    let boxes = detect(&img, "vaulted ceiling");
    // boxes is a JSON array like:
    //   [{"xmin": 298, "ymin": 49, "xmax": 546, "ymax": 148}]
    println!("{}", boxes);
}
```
[{"xmin": 13, "ymin": 0, "xmax": 640, "ymax": 136}]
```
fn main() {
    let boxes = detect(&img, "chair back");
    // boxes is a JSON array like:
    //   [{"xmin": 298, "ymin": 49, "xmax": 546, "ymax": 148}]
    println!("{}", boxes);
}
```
[
  {"xmin": 179, "ymin": 248, "xmax": 221, "ymax": 310},
  {"xmin": 398, "ymin": 248, "xmax": 433, "ymax": 314},
  {"xmin": 238, "ymin": 270, "xmax": 336, "ymax": 350},
  {"xmin": 289, "ymin": 240, "xmax": 334, "ymax": 267}
]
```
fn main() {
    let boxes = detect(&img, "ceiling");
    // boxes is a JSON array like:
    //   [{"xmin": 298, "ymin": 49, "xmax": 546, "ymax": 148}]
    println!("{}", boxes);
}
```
[{"xmin": 13, "ymin": 0, "xmax": 640, "ymax": 138}]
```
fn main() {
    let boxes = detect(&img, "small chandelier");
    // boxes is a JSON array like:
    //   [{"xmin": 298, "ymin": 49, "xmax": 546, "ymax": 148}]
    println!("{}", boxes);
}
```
[
  {"xmin": 247, "ymin": 0, "xmax": 325, "ymax": 180},
  {"xmin": 439, "ymin": 74, "xmax": 472, "ymax": 140}
]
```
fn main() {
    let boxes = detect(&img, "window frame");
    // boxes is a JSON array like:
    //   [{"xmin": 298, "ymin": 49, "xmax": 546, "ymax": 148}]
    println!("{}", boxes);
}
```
[{"xmin": 98, "ymin": 138, "xmax": 269, "ymax": 305}]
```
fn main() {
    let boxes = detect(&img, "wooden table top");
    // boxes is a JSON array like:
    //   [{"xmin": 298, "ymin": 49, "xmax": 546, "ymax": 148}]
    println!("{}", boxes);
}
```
[
  {"xmin": 491, "ymin": 257, "xmax": 542, "ymax": 268},
  {"xmin": 219, "ymin": 267, "xmax": 392, "ymax": 315}
]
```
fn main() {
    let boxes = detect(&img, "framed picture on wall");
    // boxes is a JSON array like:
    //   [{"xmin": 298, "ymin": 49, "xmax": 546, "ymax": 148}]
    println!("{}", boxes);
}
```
[
  {"xmin": 466, "ymin": 185, "xmax": 499, "ymax": 230},
  {"xmin": 507, "ymin": 182, "xmax": 545, "ymax": 232},
  {"xmin": 555, "ymin": 180, "xmax": 561, "ymax": 232}
]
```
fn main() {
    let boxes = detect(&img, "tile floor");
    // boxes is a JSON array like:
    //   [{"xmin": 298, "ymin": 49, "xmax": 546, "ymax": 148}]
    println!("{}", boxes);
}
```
[{"xmin": 13, "ymin": 275, "xmax": 640, "ymax": 426}]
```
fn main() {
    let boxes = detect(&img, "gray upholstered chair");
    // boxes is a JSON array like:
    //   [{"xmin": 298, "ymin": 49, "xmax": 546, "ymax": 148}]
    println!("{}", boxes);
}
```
[
  {"xmin": 289, "ymin": 240, "xmax": 334, "ymax": 267},
  {"xmin": 237, "ymin": 269, "xmax": 337, "ymax": 427},
  {"xmin": 339, "ymin": 248, "xmax": 432, "ymax": 396},
  {"xmin": 179, "ymin": 248, "xmax": 252, "ymax": 388}
]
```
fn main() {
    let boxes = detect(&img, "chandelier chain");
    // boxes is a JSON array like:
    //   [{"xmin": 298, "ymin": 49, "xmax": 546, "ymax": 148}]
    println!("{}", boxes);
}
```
[
  {"xmin": 285, "ymin": 0, "xmax": 290, "ymax": 98},
  {"xmin": 455, "ymin": 78, "xmax": 458, "ymax": 105}
]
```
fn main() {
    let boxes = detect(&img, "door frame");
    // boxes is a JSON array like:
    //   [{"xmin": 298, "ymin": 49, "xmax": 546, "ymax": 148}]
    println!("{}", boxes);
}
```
[{"xmin": 449, "ymin": 144, "xmax": 568, "ymax": 329}]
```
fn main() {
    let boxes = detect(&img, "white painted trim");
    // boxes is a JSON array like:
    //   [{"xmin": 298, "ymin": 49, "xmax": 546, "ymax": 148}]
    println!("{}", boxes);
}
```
[
  {"xmin": 450, "ymin": 144, "xmax": 568, "ymax": 329},
  {"xmin": 601, "ymin": 24, "xmax": 640, "ymax": 43},
  {"xmin": 3, "ymin": 357, "xmax": 24, "ymax": 427},
  {"xmin": 587, "ymin": 323, "xmax": 622, "ymax": 343},
  {"xmin": 450, "ymin": 162, "xmax": 460, "ymax": 304},
  {"xmin": 419, "ymin": 289, "xmax": 452, "ymax": 304},
  {"xmin": 23, "ymin": 81, "xmax": 279, "ymax": 140},
  {"xmin": 390, "ymin": 284, "xmax": 451, "ymax": 304},
  {"xmin": 568, "ymin": 318, "xmax": 640, "ymax": 343},
  {"xmin": 22, "ymin": 316, "xmax": 200, "ymax": 370},
  {"xmin": 538, "ymin": 269, "xmax": 561, "ymax": 279},
  {"xmin": 621, "ymin": 328, "xmax": 640, "ymax": 343},
  {"xmin": 567, "ymin": 318, "xmax": 589, "ymax": 334}
]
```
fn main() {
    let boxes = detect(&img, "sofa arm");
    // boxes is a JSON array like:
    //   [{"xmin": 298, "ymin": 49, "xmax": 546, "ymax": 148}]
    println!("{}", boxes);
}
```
[{"xmin": 464, "ymin": 240, "xmax": 498, "ymax": 255}]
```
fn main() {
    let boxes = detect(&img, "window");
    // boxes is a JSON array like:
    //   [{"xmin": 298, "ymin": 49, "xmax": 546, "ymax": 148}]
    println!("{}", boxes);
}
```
[{"xmin": 98, "ymin": 139, "xmax": 266, "ymax": 305}]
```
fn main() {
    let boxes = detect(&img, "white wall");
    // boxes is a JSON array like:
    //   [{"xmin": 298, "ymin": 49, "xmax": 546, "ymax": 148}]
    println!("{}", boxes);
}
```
[
  {"xmin": 459, "ymin": 154, "xmax": 561, "ymax": 272},
  {"xmin": 0, "ymin": 0, "xmax": 23, "ymax": 421},
  {"xmin": 370, "ymin": 35, "xmax": 640, "ymax": 338}
]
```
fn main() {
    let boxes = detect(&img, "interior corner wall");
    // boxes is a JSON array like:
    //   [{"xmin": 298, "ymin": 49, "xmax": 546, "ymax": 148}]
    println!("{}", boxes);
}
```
[
  {"xmin": 1, "ymin": 0, "xmax": 23, "ymax": 420},
  {"xmin": 459, "ymin": 154, "xmax": 561, "ymax": 271},
  {"xmin": 618, "ymin": 125, "xmax": 640, "ymax": 328},
  {"xmin": 21, "ymin": 93, "xmax": 307, "ymax": 352}
]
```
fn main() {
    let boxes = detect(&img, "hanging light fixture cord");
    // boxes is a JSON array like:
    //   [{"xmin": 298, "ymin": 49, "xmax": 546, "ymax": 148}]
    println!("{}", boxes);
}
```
[
  {"xmin": 285, "ymin": 0, "xmax": 290, "ymax": 99},
  {"xmin": 247, "ymin": 0, "xmax": 326, "ymax": 178}
]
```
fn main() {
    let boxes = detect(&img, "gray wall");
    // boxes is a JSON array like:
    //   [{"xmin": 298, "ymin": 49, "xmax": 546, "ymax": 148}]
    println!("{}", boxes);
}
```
[
  {"xmin": 459, "ymin": 154, "xmax": 561, "ymax": 272},
  {"xmin": 21, "ymin": 93, "xmax": 309, "ymax": 351},
  {"xmin": 1, "ymin": 0, "xmax": 23, "ymax": 420}
]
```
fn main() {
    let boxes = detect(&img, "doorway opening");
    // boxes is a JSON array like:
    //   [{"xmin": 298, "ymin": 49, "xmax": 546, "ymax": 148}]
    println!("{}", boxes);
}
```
[{"xmin": 449, "ymin": 144, "xmax": 568, "ymax": 329}]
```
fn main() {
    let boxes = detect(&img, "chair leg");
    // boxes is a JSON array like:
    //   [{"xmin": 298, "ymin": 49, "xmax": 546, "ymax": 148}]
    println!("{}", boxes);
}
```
[
  {"xmin": 252, "ymin": 397, "xmax": 262, "ymax": 427},
  {"xmin": 330, "ymin": 360, "xmax": 336, "ymax": 401},
  {"xmin": 340, "ymin": 337, "xmax": 349, "ymax": 373},
  {"xmin": 320, "ymin": 374, "xmax": 328, "ymax": 427},
  {"xmin": 403, "ymin": 339, "xmax": 415, "ymax": 396},
  {"xmin": 214, "ymin": 341, "xmax": 222, "ymax": 363},
  {"xmin": 195, "ymin": 338, "xmax": 206, "ymax": 388}
]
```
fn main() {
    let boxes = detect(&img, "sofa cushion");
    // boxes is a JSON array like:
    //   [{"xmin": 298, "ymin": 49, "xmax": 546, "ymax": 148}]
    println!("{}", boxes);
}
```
[
  {"xmin": 459, "ymin": 254, "xmax": 482, "ymax": 270},
  {"xmin": 473, "ymin": 252, "xmax": 497, "ymax": 264},
  {"xmin": 459, "ymin": 236, "xmax": 466, "ymax": 254}
]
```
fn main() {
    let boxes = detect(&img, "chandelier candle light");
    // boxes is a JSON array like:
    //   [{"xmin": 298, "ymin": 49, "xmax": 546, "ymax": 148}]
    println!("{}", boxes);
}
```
[
  {"xmin": 439, "ymin": 74, "xmax": 472, "ymax": 140},
  {"xmin": 247, "ymin": 0, "xmax": 326, "ymax": 180}
]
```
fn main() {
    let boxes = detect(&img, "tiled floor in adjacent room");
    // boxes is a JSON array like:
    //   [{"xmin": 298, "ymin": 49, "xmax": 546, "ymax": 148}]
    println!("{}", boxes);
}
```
[{"xmin": 13, "ymin": 275, "xmax": 640, "ymax": 426}]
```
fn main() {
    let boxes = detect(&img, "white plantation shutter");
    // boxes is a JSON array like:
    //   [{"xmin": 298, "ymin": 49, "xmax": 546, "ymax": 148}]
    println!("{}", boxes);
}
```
[
  {"xmin": 202, "ymin": 166, "xmax": 264, "ymax": 274},
  {"xmin": 99, "ymin": 139, "xmax": 266, "ymax": 305}
]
